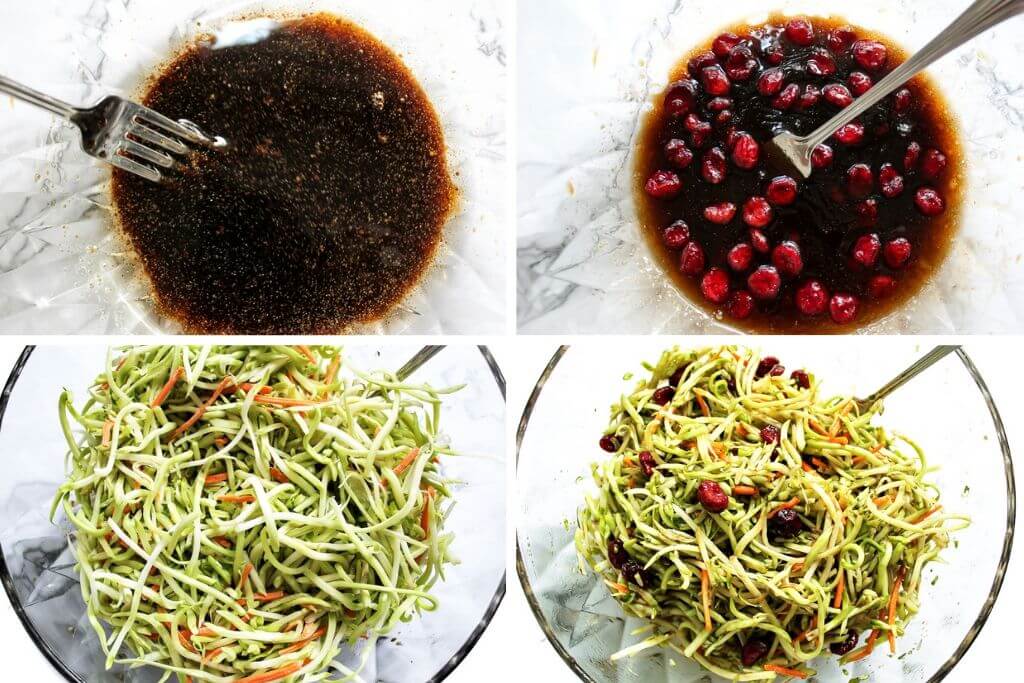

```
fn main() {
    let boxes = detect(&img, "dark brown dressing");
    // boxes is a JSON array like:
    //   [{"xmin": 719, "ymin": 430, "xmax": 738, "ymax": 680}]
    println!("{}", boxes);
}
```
[
  {"xmin": 112, "ymin": 13, "xmax": 455, "ymax": 334},
  {"xmin": 636, "ymin": 15, "xmax": 962, "ymax": 333}
]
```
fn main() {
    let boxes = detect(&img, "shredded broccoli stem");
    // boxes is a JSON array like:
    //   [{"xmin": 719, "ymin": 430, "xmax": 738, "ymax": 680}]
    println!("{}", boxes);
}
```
[
  {"xmin": 54, "ymin": 345, "xmax": 460, "ymax": 683},
  {"xmin": 575, "ymin": 345, "xmax": 967, "ymax": 681}
]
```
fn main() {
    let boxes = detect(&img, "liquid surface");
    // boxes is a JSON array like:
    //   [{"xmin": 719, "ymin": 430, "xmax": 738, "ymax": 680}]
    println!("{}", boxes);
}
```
[
  {"xmin": 112, "ymin": 13, "xmax": 455, "ymax": 334},
  {"xmin": 636, "ymin": 15, "xmax": 962, "ymax": 333}
]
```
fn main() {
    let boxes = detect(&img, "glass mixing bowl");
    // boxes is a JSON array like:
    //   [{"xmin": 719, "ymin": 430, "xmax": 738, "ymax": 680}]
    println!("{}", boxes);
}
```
[
  {"xmin": 0, "ymin": 344, "xmax": 506, "ymax": 683},
  {"xmin": 516, "ymin": 341, "xmax": 1014, "ymax": 682}
]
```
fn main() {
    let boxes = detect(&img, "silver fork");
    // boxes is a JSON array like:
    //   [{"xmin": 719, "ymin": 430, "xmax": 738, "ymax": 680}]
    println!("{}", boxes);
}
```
[
  {"xmin": 853, "ymin": 345, "xmax": 959, "ymax": 412},
  {"xmin": 0, "ymin": 75, "xmax": 224, "ymax": 183},
  {"xmin": 767, "ymin": 0, "xmax": 1024, "ymax": 178}
]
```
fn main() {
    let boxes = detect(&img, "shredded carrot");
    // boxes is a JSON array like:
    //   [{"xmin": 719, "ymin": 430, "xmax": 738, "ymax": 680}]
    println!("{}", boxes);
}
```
[
  {"xmin": 696, "ymin": 393, "xmax": 710, "ymax": 417},
  {"xmin": 201, "ymin": 648, "xmax": 222, "ymax": 664},
  {"xmin": 235, "ymin": 662, "xmax": 304, "ymax": 683},
  {"xmin": 870, "ymin": 443, "xmax": 883, "ymax": 453},
  {"xmin": 279, "ymin": 627, "xmax": 326, "ymax": 654},
  {"xmin": 204, "ymin": 472, "xmax": 229, "ymax": 486},
  {"xmin": 178, "ymin": 628, "xmax": 197, "ymax": 653},
  {"xmin": 610, "ymin": 582, "xmax": 628, "ymax": 594},
  {"xmin": 622, "ymin": 457, "xmax": 636, "ymax": 467},
  {"xmin": 295, "ymin": 345, "xmax": 317, "ymax": 363},
  {"xmin": 711, "ymin": 442, "xmax": 727, "ymax": 460},
  {"xmin": 150, "ymin": 367, "xmax": 184, "ymax": 408},
  {"xmin": 214, "ymin": 436, "xmax": 229, "ymax": 448},
  {"xmin": 238, "ymin": 562, "xmax": 254, "ymax": 590},
  {"xmin": 700, "ymin": 569, "xmax": 712, "ymax": 631},
  {"xmin": 887, "ymin": 566, "xmax": 907, "ymax": 653},
  {"xmin": 232, "ymin": 382, "xmax": 273, "ymax": 395},
  {"xmin": 770, "ymin": 497, "xmax": 801, "ymax": 515},
  {"xmin": 732, "ymin": 485, "xmax": 758, "ymax": 496},
  {"xmin": 833, "ymin": 570, "xmax": 845, "ymax": 609},
  {"xmin": 217, "ymin": 494, "xmax": 256, "ymax": 504},
  {"xmin": 393, "ymin": 447, "xmax": 421, "ymax": 475},
  {"xmin": 845, "ymin": 629, "xmax": 879, "ymax": 662},
  {"xmin": 253, "ymin": 591, "xmax": 285, "ymax": 602},
  {"xmin": 801, "ymin": 461, "xmax": 813, "ymax": 473},
  {"xmin": 794, "ymin": 616, "xmax": 817, "ymax": 643},
  {"xmin": 736, "ymin": 424, "xmax": 747, "ymax": 436},
  {"xmin": 912, "ymin": 505, "xmax": 942, "ymax": 524},
  {"xmin": 254, "ymin": 395, "xmax": 328, "ymax": 408},
  {"xmin": 213, "ymin": 537, "xmax": 232, "ymax": 548},
  {"xmin": 172, "ymin": 376, "xmax": 233, "ymax": 439},
  {"xmin": 269, "ymin": 467, "xmax": 289, "ymax": 484},
  {"xmin": 808, "ymin": 419, "xmax": 828, "ymax": 435},
  {"xmin": 873, "ymin": 495, "xmax": 892, "ymax": 507},
  {"xmin": 829, "ymin": 436, "xmax": 849, "ymax": 445},
  {"xmin": 811, "ymin": 457, "xmax": 830, "ymax": 472},
  {"xmin": 101, "ymin": 420, "xmax": 114, "ymax": 447},
  {"xmin": 763, "ymin": 664, "xmax": 809, "ymax": 679}
]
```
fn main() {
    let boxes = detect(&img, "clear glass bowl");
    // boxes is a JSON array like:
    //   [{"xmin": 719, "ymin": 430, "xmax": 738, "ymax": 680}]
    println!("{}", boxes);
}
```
[
  {"xmin": 516, "ymin": 341, "xmax": 1015, "ymax": 682},
  {"xmin": 0, "ymin": 0, "xmax": 506, "ymax": 334},
  {"xmin": 0, "ymin": 344, "xmax": 506, "ymax": 682}
]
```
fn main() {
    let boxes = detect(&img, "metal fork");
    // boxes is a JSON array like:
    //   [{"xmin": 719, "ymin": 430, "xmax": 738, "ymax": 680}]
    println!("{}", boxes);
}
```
[
  {"xmin": 853, "ymin": 345, "xmax": 959, "ymax": 412},
  {"xmin": 0, "ymin": 75, "xmax": 224, "ymax": 183},
  {"xmin": 766, "ymin": 0, "xmax": 1024, "ymax": 178}
]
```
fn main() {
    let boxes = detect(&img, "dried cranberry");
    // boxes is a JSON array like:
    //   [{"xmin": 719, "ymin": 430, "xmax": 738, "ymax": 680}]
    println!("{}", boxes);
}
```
[
  {"xmin": 772, "ymin": 241, "xmax": 803, "ymax": 277},
  {"xmin": 679, "ymin": 241, "xmax": 706, "ymax": 276},
  {"xmin": 700, "ymin": 267, "xmax": 732, "ymax": 304},
  {"xmin": 769, "ymin": 507, "xmax": 803, "ymax": 538},
  {"xmin": 644, "ymin": 170, "xmax": 682, "ymax": 199},
  {"xmin": 697, "ymin": 480, "xmax": 729, "ymax": 513},
  {"xmin": 725, "ymin": 45, "xmax": 758, "ymax": 81},
  {"xmin": 823, "ymin": 83, "xmax": 853, "ymax": 108},
  {"xmin": 830, "ymin": 631, "xmax": 860, "ymax": 656},
  {"xmin": 791, "ymin": 370, "xmax": 811, "ymax": 389},
  {"xmin": 850, "ymin": 233, "xmax": 881, "ymax": 269},
  {"xmin": 668, "ymin": 364, "xmax": 689, "ymax": 386},
  {"xmin": 599, "ymin": 435, "xmax": 620, "ymax": 452},
  {"xmin": 811, "ymin": 144, "xmax": 834, "ymax": 169},
  {"xmin": 914, "ymin": 187, "xmax": 945, "ymax": 216},
  {"xmin": 664, "ymin": 139, "xmax": 694, "ymax": 169},
  {"xmin": 688, "ymin": 50, "xmax": 718, "ymax": 78},
  {"xmin": 834, "ymin": 122, "xmax": 865, "ymax": 145},
  {"xmin": 707, "ymin": 97, "xmax": 733, "ymax": 112},
  {"xmin": 765, "ymin": 175, "xmax": 798, "ymax": 206},
  {"xmin": 732, "ymin": 133, "xmax": 760, "ymax": 170},
  {"xmin": 620, "ymin": 559, "xmax": 648, "ymax": 586},
  {"xmin": 761, "ymin": 424, "xmax": 780, "ymax": 443},
  {"xmin": 701, "ymin": 147, "xmax": 728, "ymax": 184},
  {"xmin": 879, "ymin": 163, "xmax": 904, "ymax": 197},
  {"xmin": 742, "ymin": 638, "xmax": 771, "ymax": 667},
  {"xmin": 827, "ymin": 26, "xmax": 856, "ymax": 52},
  {"xmin": 796, "ymin": 280, "xmax": 828, "ymax": 316},
  {"xmin": 727, "ymin": 242, "xmax": 755, "ymax": 272},
  {"xmin": 701, "ymin": 65, "xmax": 731, "ymax": 96},
  {"xmin": 712, "ymin": 32, "xmax": 742, "ymax": 58},
  {"xmin": 607, "ymin": 537, "xmax": 628, "ymax": 569},
  {"xmin": 785, "ymin": 18, "xmax": 815, "ymax": 46},
  {"xmin": 638, "ymin": 450, "xmax": 657, "ymax": 477},
  {"xmin": 770, "ymin": 365, "xmax": 785, "ymax": 377},
  {"xmin": 904, "ymin": 141, "xmax": 922, "ymax": 171},
  {"xmin": 704, "ymin": 202, "xmax": 737, "ymax": 225},
  {"xmin": 807, "ymin": 48, "xmax": 837, "ymax": 77},
  {"xmin": 743, "ymin": 196, "xmax": 773, "ymax": 228},
  {"xmin": 757, "ymin": 68, "xmax": 785, "ymax": 96},
  {"xmin": 920, "ymin": 148, "xmax": 948, "ymax": 180},
  {"xmin": 798, "ymin": 84, "xmax": 822, "ymax": 111},
  {"xmin": 755, "ymin": 356, "xmax": 780, "ymax": 378},
  {"xmin": 727, "ymin": 290, "xmax": 755, "ymax": 319},
  {"xmin": 855, "ymin": 199, "xmax": 878, "ymax": 228},
  {"xmin": 848, "ymin": 71, "xmax": 872, "ymax": 96},
  {"xmin": 869, "ymin": 274, "xmax": 897, "ymax": 298},
  {"xmin": 749, "ymin": 228, "xmax": 770, "ymax": 254},
  {"xmin": 652, "ymin": 386, "xmax": 675, "ymax": 406},
  {"xmin": 852, "ymin": 40, "xmax": 887, "ymax": 70},
  {"xmin": 846, "ymin": 163, "xmax": 874, "ymax": 198},
  {"xmin": 664, "ymin": 79, "xmax": 699, "ymax": 118},
  {"xmin": 662, "ymin": 220, "xmax": 690, "ymax": 249},
  {"xmin": 893, "ymin": 87, "xmax": 913, "ymax": 115},
  {"xmin": 772, "ymin": 83, "xmax": 800, "ymax": 110},
  {"xmin": 884, "ymin": 237, "xmax": 912, "ymax": 268},
  {"xmin": 829, "ymin": 293, "xmax": 859, "ymax": 324},
  {"xmin": 748, "ymin": 265, "xmax": 782, "ymax": 300}
]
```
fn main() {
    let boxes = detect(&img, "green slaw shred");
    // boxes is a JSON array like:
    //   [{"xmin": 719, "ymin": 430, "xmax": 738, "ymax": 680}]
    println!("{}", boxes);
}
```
[
  {"xmin": 53, "ymin": 345, "xmax": 461, "ymax": 682},
  {"xmin": 575, "ymin": 345, "xmax": 966, "ymax": 681}
]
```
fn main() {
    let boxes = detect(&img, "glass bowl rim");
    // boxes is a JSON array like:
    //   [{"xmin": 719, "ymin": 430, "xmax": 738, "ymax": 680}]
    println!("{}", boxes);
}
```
[
  {"xmin": 0, "ymin": 344, "xmax": 507, "ymax": 683},
  {"xmin": 514, "ymin": 344, "xmax": 1016, "ymax": 683}
]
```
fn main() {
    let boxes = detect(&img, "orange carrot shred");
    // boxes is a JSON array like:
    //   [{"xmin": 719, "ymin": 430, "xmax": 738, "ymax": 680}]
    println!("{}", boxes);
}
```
[
  {"xmin": 279, "ymin": 627, "xmax": 326, "ymax": 654},
  {"xmin": 217, "ymin": 494, "xmax": 256, "ymax": 504},
  {"xmin": 912, "ymin": 505, "xmax": 942, "ymax": 524},
  {"xmin": 732, "ymin": 485, "xmax": 758, "ymax": 496},
  {"xmin": 770, "ymin": 497, "xmax": 801, "ymax": 515},
  {"xmin": 295, "ymin": 345, "xmax": 316, "ymax": 363},
  {"xmin": 102, "ymin": 420, "xmax": 114, "ymax": 447},
  {"xmin": 696, "ymin": 393, "xmax": 710, "ymax": 417},
  {"xmin": 201, "ymin": 648, "xmax": 222, "ymax": 664},
  {"xmin": 794, "ymin": 617, "xmax": 817, "ymax": 643},
  {"xmin": 235, "ymin": 662, "xmax": 304, "ymax": 683},
  {"xmin": 204, "ymin": 472, "xmax": 229, "ymax": 486},
  {"xmin": 239, "ymin": 562, "xmax": 254, "ymax": 590},
  {"xmin": 700, "ymin": 569, "xmax": 712, "ymax": 631},
  {"xmin": 269, "ymin": 467, "xmax": 289, "ymax": 484},
  {"xmin": 150, "ymin": 367, "xmax": 184, "ymax": 408},
  {"xmin": 393, "ymin": 447, "xmax": 421, "ymax": 476},
  {"xmin": 172, "ymin": 376, "xmax": 233, "ymax": 439},
  {"xmin": 324, "ymin": 356, "xmax": 341, "ymax": 385},
  {"xmin": 213, "ymin": 537, "xmax": 232, "ymax": 548},
  {"xmin": 764, "ymin": 664, "xmax": 809, "ymax": 679},
  {"xmin": 610, "ymin": 582, "xmax": 628, "ymax": 595},
  {"xmin": 834, "ymin": 570, "xmax": 845, "ymax": 609}
]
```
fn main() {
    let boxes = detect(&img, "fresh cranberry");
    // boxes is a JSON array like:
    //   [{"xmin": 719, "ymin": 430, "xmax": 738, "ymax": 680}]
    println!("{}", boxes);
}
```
[
  {"xmin": 755, "ymin": 356, "xmax": 781, "ymax": 378},
  {"xmin": 869, "ymin": 274, "xmax": 897, "ymax": 298},
  {"xmin": 850, "ymin": 233, "xmax": 881, "ymax": 268},
  {"xmin": 638, "ymin": 450, "xmax": 657, "ymax": 477},
  {"xmin": 644, "ymin": 170, "xmax": 682, "ymax": 199},
  {"xmin": 599, "ymin": 435, "xmax": 619, "ymax": 452},
  {"xmin": 679, "ymin": 241, "xmax": 706, "ymax": 276},
  {"xmin": 701, "ymin": 147, "xmax": 728, "ymax": 184},
  {"xmin": 846, "ymin": 163, "xmax": 874, "ymax": 198},
  {"xmin": 831, "ymin": 631, "xmax": 860, "ymax": 656},
  {"xmin": 743, "ymin": 196, "xmax": 773, "ymax": 228},
  {"xmin": 879, "ymin": 163, "xmax": 904, "ymax": 197},
  {"xmin": 725, "ymin": 45, "xmax": 758, "ymax": 81},
  {"xmin": 727, "ymin": 242, "xmax": 755, "ymax": 271},
  {"xmin": 772, "ymin": 83, "xmax": 800, "ymax": 110},
  {"xmin": 704, "ymin": 202, "xmax": 737, "ymax": 224},
  {"xmin": 683, "ymin": 113, "xmax": 703, "ymax": 132},
  {"xmin": 748, "ymin": 265, "xmax": 782, "ymax": 300},
  {"xmin": 769, "ymin": 507, "xmax": 803, "ymax": 538},
  {"xmin": 829, "ymin": 293, "xmax": 859, "ymax": 324},
  {"xmin": 715, "ymin": 110, "xmax": 734, "ymax": 129},
  {"xmin": 798, "ymin": 85, "xmax": 822, "ymax": 111},
  {"xmin": 893, "ymin": 88, "xmax": 913, "ymax": 115},
  {"xmin": 707, "ymin": 97, "xmax": 733, "ymax": 112},
  {"xmin": 806, "ymin": 48, "xmax": 837, "ymax": 77},
  {"xmin": 766, "ymin": 175, "xmax": 798, "ymax": 206},
  {"xmin": 884, "ymin": 237, "xmax": 912, "ymax": 268},
  {"xmin": 827, "ymin": 26, "xmax": 856, "ymax": 52},
  {"xmin": 904, "ymin": 141, "xmax": 922, "ymax": 171},
  {"xmin": 785, "ymin": 18, "xmax": 815, "ymax": 46},
  {"xmin": 772, "ymin": 241, "xmax": 803, "ymax": 277},
  {"xmin": 914, "ymin": 187, "xmax": 945, "ymax": 216},
  {"xmin": 823, "ymin": 83, "xmax": 853, "ymax": 108},
  {"xmin": 664, "ymin": 79, "xmax": 698, "ymax": 117},
  {"xmin": 811, "ymin": 144, "xmax": 834, "ymax": 169},
  {"xmin": 796, "ymin": 280, "xmax": 828, "ymax": 316},
  {"xmin": 732, "ymin": 133, "xmax": 760, "ymax": 170},
  {"xmin": 920, "ymin": 148, "xmax": 948, "ymax": 180},
  {"xmin": 762, "ymin": 40, "xmax": 785, "ymax": 65},
  {"xmin": 727, "ymin": 290, "xmax": 755, "ymax": 319},
  {"xmin": 701, "ymin": 65, "xmax": 731, "ymax": 96},
  {"xmin": 749, "ymin": 228, "xmax": 771, "ymax": 254},
  {"xmin": 697, "ymin": 480, "xmax": 730, "ymax": 513},
  {"xmin": 791, "ymin": 369, "xmax": 811, "ymax": 389},
  {"xmin": 856, "ymin": 199, "xmax": 878, "ymax": 228},
  {"xmin": 834, "ymin": 122, "xmax": 865, "ymax": 145},
  {"xmin": 700, "ymin": 267, "xmax": 732, "ymax": 304},
  {"xmin": 690, "ymin": 120, "xmax": 713, "ymax": 148},
  {"xmin": 652, "ymin": 386, "xmax": 675, "ymax": 406},
  {"xmin": 757, "ymin": 68, "xmax": 785, "ymax": 96},
  {"xmin": 662, "ymin": 220, "xmax": 690, "ymax": 249},
  {"xmin": 852, "ymin": 40, "xmax": 887, "ymax": 70},
  {"xmin": 688, "ymin": 50, "xmax": 717, "ymax": 78},
  {"xmin": 848, "ymin": 71, "xmax": 872, "ymax": 96},
  {"xmin": 761, "ymin": 424, "xmax": 780, "ymax": 443},
  {"xmin": 664, "ymin": 139, "xmax": 694, "ymax": 169},
  {"xmin": 742, "ymin": 638, "xmax": 771, "ymax": 667},
  {"xmin": 712, "ymin": 32, "xmax": 743, "ymax": 58}
]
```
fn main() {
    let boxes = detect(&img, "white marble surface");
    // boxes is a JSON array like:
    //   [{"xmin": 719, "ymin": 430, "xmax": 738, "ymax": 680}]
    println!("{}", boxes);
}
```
[
  {"xmin": 0, "ymin": 0, "xmax": 507, "ymax": 334},
  {"xmin": 517, "ymin": 0, "xmax": 1024, "ymax": 334}
]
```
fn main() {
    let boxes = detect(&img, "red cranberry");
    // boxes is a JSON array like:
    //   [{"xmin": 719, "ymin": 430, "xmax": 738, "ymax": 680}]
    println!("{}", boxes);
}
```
[
  {"xmin": 904, "ymin": 141, "xmax": 922, "ymax": 171},
  {"xmin": 652, "ymin": 386, "xmax": 675, "ymax": 406},
  {"xmin": 599, "ymin": 435, "xmax": 620, "ymax": 452},
  {"xmin": 797, "ymin": 85, "xmax": 821, "ymax": 111},
  {"xmin": 829, "ymin": 293, "xmax": 859, "ymax": 324},
  {"xmin": 748, "ymin": 265, "xmax": 782, "ymax": 300},
  {"xmin": 850, "ymin": 233, "xmax": 881, "ymax": 268},
  {"xmin": 772, "ymin": 83, "xmax": 800, "ymax": 110},
  {"xmin": 742, "ymin": 196, "xmax": 773, "ymax": 228},
  {"xmin": 755, "ymin": 356, "xmax": 781, "ymax": 378},
  {"xmin": 664, "ymin": 139, "xmax": 694, "ymax": 169},
  {"xmin": 769, "ymin": 507, "xmax": 804, "ymax": 538},
  {"xmin": 662, "ymin": 220, "xmax": 691, "ymax": 249},
  {"xmin": 727, "ymin": 290, "xmax": 755, "ymax": 319},
  {"xmin": 852, "ymin": 40, "xmax": 887, "ymax": 70},
  {"xmin": 731, "ymin": 133, "xmax": 760, "ymax": 170},
  {"xmin": 884, "ymin": 237, "xmax": 912, "ymax": 268},
  {"xmin": 725, "ymin": 45, "xmax": 758, "ymax": 81},
  {"xmin": 697, "ymin": 480, "xmax": 730, "ymax": 513},
  {"xmin": 704, "ymin": 202, "xmax": 737, "ymax": 225},
  {"xmin": 827, "ymin": 26, "xmax": 856, "ymax": 52},
  {"xmin": 879, "ymin": 163, "xmax": 904, "ymax": 197},
  {"xmin": 607, "ymin": 537, "xmax": 628, "ymax": 569},
  {"xmin": 920, "ymin": 148, "xmax": 948, "ymax": 180},
  {"xmin": 834, "ymin": 122, "xmax": 865, "ymax": 145},
  {"xmin": 712, "ymin": 32, "xmax": 742, "ymax": 58},
  {"xmin": 742, "ymin": 638, "xmax": 771, "ymax": 667},
  {"xmin": 727, "ymin": 242, "xmax": 754, "ymax": 271},
  {"xmin": 749, "ymin": 228, "xmax": 771, "ymax": 254},
  {"xmin": 715, "ymin": 111, "xmax": 734, "ymax": 130},
  {"xmin": 620, "ymin": 559, "xmax": 648, "ymax": 586},
  {"xmin": 638, "ymin": 450, "xmax": 657, "ymax": 477},
  {"xmin": 848, "ymin": 71, "xmax": 872, "ymax": 96},
  {"xmin": 856, "ymin": 199, "xmax": 878, "ymax": 228},
  {"xmin": 785, "ymin": 18, "xmax": 815, "ymax": 46},
  {"xmin": 914, "ymin": 187, "xmax": 945, "ymax": 216},
  {"xmin": 690, "ymin": 120, "xmax": 713, "ymax": 148},
  {"xmin": 807, "ymin": 48, "xmax": 837, "ymax": 77},
  {"xmin": 831, "ymin": 631, "xmax": 860, "ymax": 656},
  {"xmin": 708, "ymin": 97, "xmax": 733, "ymax": 112},
  {"xmin": 771, "ymin": 241, "xmax": 803, "ymax": 277},
  {"xmin": 701, "ymin": 65, "xmax": 731, "ymax": 96},
  {"xmin": 762, "ymin": 40, "xmax": 785, "ymax": 65},
  {"xmin": 893, "ymin": 87, "xmax": 913, "ymax": 115},
  {"xmin": 700, "ymin": 267, "xmax": 732, "ymax": 304},
  {"xmin": 869, "ymin": 274, "xmax": 897, "ymax": 298},
  {"xmin": 679, "ymin": 241, "xmax": 706, "ymax": 276},
  {"xmin": 761, "ymin": 424, "xmax": 780, "ymax": 443},
  {"xmin": 688, "ymin": 50, "xmax": 717, "ymax": 78},
  {"xmin": 664, "ymin": 79, "xmax": 699, "ymax": 117},
  {"xmin": 757, "ymin": 68, "xmax": 785, "ymax": 96},
  {"xmin": 811, "ymin": 144, "xmax": 834, "ymax": 169},
  {"xmin": 791, "ymin": 369, "xmax": 811, "ymax": 389},
  {"xmin": 701, "ymin": 147, "xmax": 728, "ymax": 184},
  {"xmin": 796, "ymin": 280, "xmax": 828, "ymax": 316},
  {"xmin": 846, "ymin": 163, "xmax": 874, "ymax": 198},
  {"xmin": 683, "ymin": 113, "xmax": 703, "ymax": 132},
  {"xmin": 668, "ymin": 364, "xmax": 689, "ymax": 386},
  {"xmin": 766, "ymin": 175, "xmax": 798, "ymax": 206},
  {"xmin": 644, "ymin": 170, "xmax": 682, "ymax": 199},
  {"xmin": 823, "ymin": 83, "xmax": 853, "ymax": 108}
]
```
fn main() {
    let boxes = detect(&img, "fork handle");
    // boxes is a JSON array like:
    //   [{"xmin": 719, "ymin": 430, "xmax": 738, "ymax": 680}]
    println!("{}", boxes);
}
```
[
  {"xmin": 801, "ymin": 0, "xmax": 1024, "ymax": 150},
  {"xmin": 0, "ymin": 75, "xmax": 77, "ymax": 120},
  {"xmin": 861, "ymin": 345, "xmax": 961, "ymax": 407}
]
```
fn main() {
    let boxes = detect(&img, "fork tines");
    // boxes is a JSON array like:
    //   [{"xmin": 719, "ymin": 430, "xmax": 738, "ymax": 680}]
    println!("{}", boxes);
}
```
[{"xmin": 112, "ymin": 103, "xmax": 221, "ymax": 183}]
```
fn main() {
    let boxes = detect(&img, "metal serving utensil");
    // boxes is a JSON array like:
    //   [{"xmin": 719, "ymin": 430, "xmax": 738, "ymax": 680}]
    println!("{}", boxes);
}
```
[
  {"xmin": 854, "ymin": 345, "xmax": 960, "ymax": 412},
  {"xmin": 766, "ymin": 0, "xmax": 1024, "ymax": 178},
  {"xmin": 0, "ymin": 74, "xmax": 224, "ymax": 183}
]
